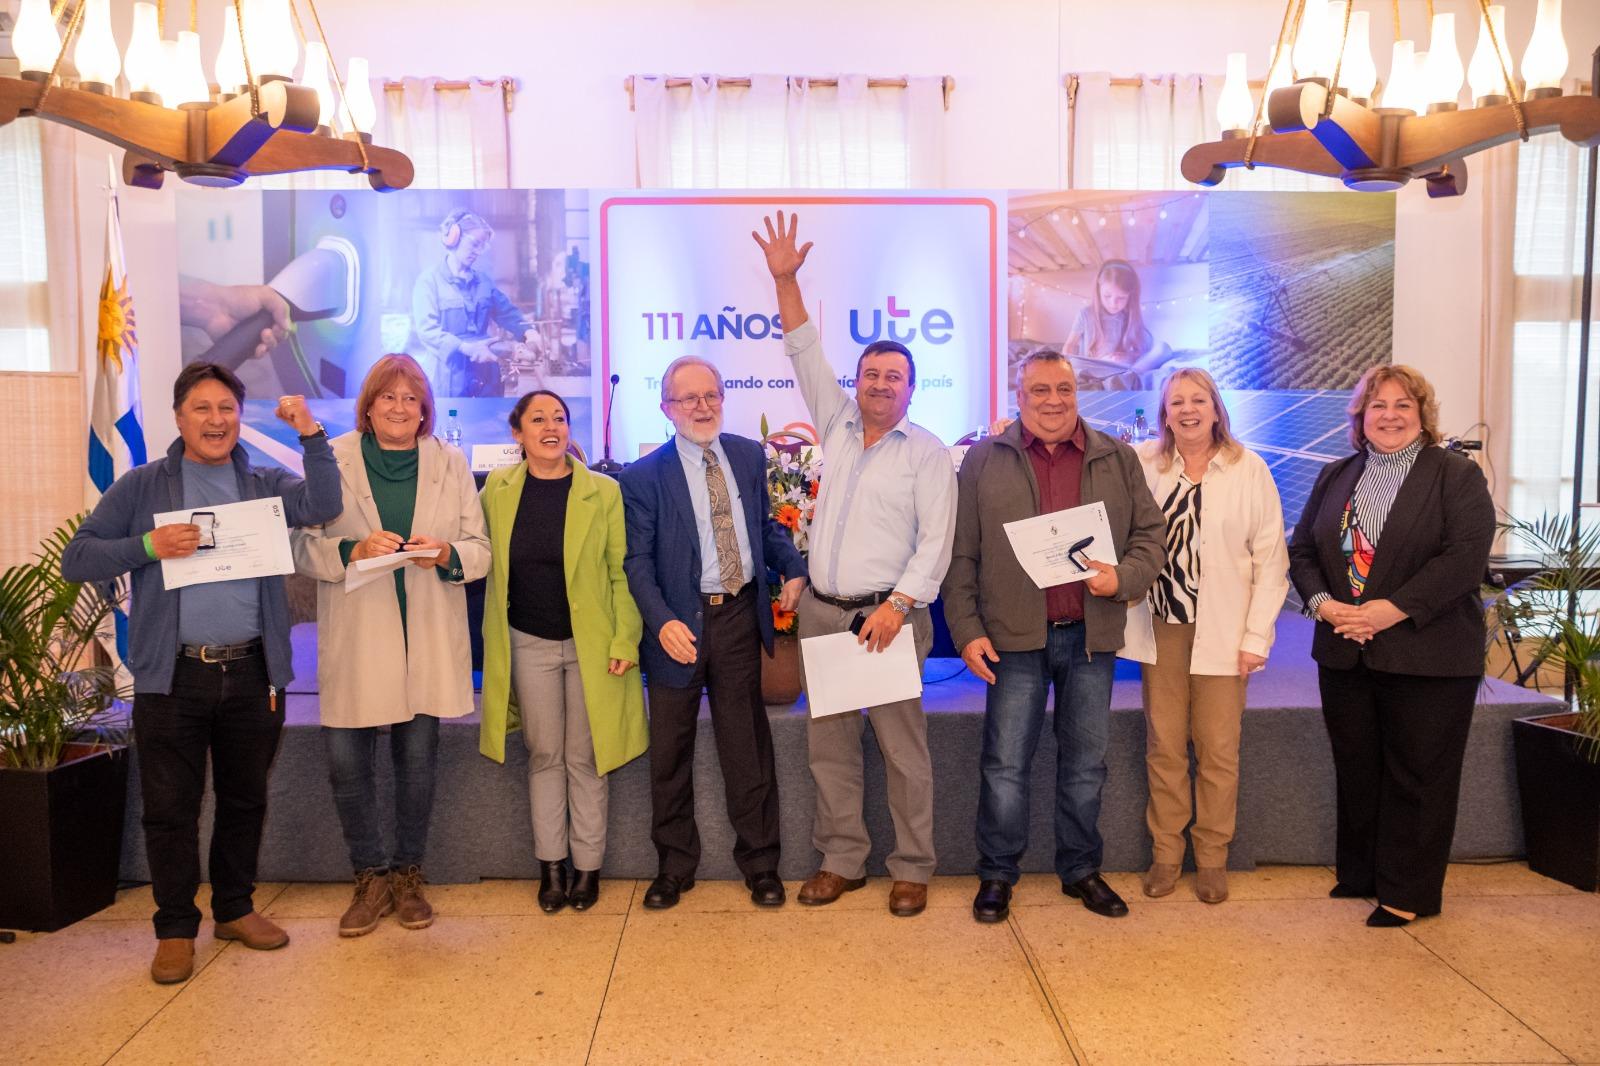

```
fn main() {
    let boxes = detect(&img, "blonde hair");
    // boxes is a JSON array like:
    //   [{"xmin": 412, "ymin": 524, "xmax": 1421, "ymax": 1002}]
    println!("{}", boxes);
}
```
[
  {"xmin": 1346, "ymin": 364, "xmax": 1440, "ymax": 450},
  {"xmin": 1082, "ymin": 259, "xmax": 1152, "ymax": 359},
  {"xmin": 1153, "ymin": 367, "xmax": 1243, "ymax": 472},
  {"xmin": 355, "ymin": 353, "xmax": 436, "ymax": 438}
]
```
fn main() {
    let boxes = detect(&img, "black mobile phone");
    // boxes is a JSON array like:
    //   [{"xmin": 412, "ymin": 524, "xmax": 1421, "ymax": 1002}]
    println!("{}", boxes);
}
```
[
  {"xmin": 849, "ymin": 612, "xmax": 867, "ymax": 636},
  {"xmin": 190, "ymin": 510, "xmax": 218, "ymax": 550}
]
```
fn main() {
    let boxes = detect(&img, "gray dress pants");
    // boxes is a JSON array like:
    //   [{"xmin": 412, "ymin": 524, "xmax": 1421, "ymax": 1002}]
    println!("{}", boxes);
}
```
[{"xmin": 510, "ymin": 629, "xmax": 607, "ymax": 870}]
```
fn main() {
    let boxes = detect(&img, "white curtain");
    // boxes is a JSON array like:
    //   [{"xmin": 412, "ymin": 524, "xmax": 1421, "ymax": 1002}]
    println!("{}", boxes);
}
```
[
  {"xmin": 0, "ymin": 120, "xmax": 80, "ymax": 372},
  {"xmin": 1505, "ymin": 79, "xmax": 1597, "ymax": 523},
  {"xmin": 1070, "ymin": 72, "xmax": 1317, "ymax": 192},
  {"xmin": 260, "ymin": 76, "xmax": 512, "ymax": 190},
  {"xmin": 633, "ymin": 74, "xmax": 946, "ymax": 188}
]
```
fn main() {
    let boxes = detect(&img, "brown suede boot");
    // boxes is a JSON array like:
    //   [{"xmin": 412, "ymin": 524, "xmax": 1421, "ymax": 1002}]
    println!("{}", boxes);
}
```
[
  {"xmin": 150, "ymin": 938, "xmax": 195, "ymax": 984},
  {"xmin": 213, "ymin": 911, "xmax": 289, "ymax": 950},
  {"xmin": 390, "ymin": 865, "xmax": 434, "ymax": 930},
  {"xmin": 339, "ymin": 868, "xmax": 394, "ymax": 937}
]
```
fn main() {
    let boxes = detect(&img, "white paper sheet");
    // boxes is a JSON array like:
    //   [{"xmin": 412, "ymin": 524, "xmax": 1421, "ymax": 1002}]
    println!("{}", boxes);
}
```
[
  {"xmin": 800, "ymin": 627, "xmax": 922, "ymax": 718},
  {"xmin": 344, "ymin": 549, "xmax": 440, "ymax": 593},
  {"xmin": 154, "ymin": 497, "xmax": 295, "ymax": 591},
  {"xmin": 1003, "ymin": 501, "xmax": 1119, "ymax": 589}
]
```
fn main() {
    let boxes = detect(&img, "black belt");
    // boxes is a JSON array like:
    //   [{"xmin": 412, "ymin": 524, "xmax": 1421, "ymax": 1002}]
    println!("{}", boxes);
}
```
[
  {"xmin": 1049, "ymin": 618, "xmax": 1083, "ymax": 629},
  {"xmin": 181, "ymin": 639, "xmax": 263, "ymax": 663},
  {"xmin": 813, "ymin": 589, "xmax": 892, "ymax": 611},
  {"xmin": 701, "ymin": 584, "xmax": 752, "ymax": 607}
]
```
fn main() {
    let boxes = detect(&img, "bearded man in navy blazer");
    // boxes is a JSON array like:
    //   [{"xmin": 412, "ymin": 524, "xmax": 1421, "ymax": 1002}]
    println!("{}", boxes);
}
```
[{"xmin": 620, "ymin": 355, "xmax": 808, "ymax": 911}]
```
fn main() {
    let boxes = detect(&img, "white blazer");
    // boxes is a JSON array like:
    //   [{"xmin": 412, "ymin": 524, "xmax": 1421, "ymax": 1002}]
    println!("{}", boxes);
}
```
[
  {"xmin": 292, "ymin": 431, "xmax": 491, "ymax": 728},
  {"xmin": 1120, "ymin": 440, "xmax": 1290, "ymax": 676}
]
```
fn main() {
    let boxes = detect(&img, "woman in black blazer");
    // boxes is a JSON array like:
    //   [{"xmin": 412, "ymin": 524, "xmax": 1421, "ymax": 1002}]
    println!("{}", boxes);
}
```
[{"xmin": 1289, "ymin": 365, "xmax": 1494, "ymax": 927}]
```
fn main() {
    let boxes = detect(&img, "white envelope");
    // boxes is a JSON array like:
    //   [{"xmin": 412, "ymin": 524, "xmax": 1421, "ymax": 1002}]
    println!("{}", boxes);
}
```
[
  {"xmin": 800, "ymin": 626, "xmax": 922, "ymax": 718},
  {"xmin": 344, "ymin": 549, "xmax": 440, "ymax": 593},
  {"xmin": 1003, "ymin": 502, "xmax": 1119, "ymax": 589}
]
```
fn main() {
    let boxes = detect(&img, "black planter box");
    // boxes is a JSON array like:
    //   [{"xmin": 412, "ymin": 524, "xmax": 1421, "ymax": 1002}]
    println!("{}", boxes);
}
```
[
  {"xmin": 1513, "ymin": 715, "xmax": 1600, "ymax": 892},
  {"xmin": 0, "ymin": 745, "xmax": 130, "ymax": 932}
]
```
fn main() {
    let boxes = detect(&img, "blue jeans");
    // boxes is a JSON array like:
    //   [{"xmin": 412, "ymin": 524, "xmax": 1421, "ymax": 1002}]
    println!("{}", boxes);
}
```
[
  {"xmin": 323, "ymin": 715, "xmax": 441, "ymax": 873},
  {"xmin": 975, "ymin": 623, "xmax": 1115, "ymax": 885}
]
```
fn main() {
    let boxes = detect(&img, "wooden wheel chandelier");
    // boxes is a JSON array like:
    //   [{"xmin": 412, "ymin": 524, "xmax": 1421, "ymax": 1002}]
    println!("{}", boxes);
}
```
[
  {"xmin": 2, "ymin": 0, "xmax": 413, "ymax": 190},
  {"xmin": 1182, "ymin": 0, "xmax": 1598, "ymax": 198}
]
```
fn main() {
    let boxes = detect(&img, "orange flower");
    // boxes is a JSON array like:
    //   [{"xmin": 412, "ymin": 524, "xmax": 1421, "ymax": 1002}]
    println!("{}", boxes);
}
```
[
  {"xmin": 807, "ymin": 480, "xmax": 819, "ymax": 498},
  {"xmin": 772, "ymin": 601, "xmax": 797, "ymax": 633},
  {"xmin": 776, "ymin": 503, "xmax": 802, "ymax": 530}
]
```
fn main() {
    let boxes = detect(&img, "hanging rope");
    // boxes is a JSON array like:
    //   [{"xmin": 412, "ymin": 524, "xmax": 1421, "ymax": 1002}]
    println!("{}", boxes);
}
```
[
  {"xmin": 1324, "ymin": 0, "xmax": 1355, "ymax": 117},
  {"xmin": 1390, "ymin": 0, "xmax": 1401, "ymax": 42},
  {"xmin": 34, "ymin": 0, "xmax": 88, "ymax": 110},
  {"xmin": 1476, "ymin": 0, "xmax": 1527, "ymax": 141},
  {"xmin": 188, "ymin": 0, "xmax": 196, "ymax": 33},
  {"xmin": 1246, "ymin": 0, "xmax": 1304, "ymax": 170},
  {"xmin": 303, "ymin": 0, "xmax": 372, "ymax": 173},
  {"xmin": 231, "ymin": 0, "xmax": 260, "ymax": 116}
]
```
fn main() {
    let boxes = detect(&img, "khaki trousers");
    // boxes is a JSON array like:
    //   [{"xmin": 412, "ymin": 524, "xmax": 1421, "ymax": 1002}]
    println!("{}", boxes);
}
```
[
  {"xmin": 1141, "ymin": 621, "xmax": 1248, "ymax": 867},
  {"xmin": 510, "ymin": 629, "xmax": 607, "ymax": 871},
  {"xmin": 798, "ymin": 589, "xmax": 937, "ymax": 884}
]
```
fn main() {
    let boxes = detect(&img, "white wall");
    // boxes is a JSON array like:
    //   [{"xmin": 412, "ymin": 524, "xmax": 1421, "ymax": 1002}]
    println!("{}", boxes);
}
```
[{"xmin": 75, "ymin": 0, "xmax": 1600, "ymax": 457}]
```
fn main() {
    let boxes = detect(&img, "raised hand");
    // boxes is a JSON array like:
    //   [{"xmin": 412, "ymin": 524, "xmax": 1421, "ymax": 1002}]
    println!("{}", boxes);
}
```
[
  {"xmin": 752, "ymin": 210, "xmax": 813, "ymax": 279},
  {"xmin": 274, "ymin": 395, "xmax": 317, "ymax": 436}
]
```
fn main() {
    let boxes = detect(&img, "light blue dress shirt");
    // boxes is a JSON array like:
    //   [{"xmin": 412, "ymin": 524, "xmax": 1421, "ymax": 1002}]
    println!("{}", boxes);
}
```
[
  {"xmin": 782, "ymin": 319, "xmax": 957, "ymax": 605},
  {"xmin": 674, "ymin": 433, "xmax": 756, "ymax": 595},
  {"xmin": 177, "ymin": 459, "xmax": 262, "ymax": 646}
]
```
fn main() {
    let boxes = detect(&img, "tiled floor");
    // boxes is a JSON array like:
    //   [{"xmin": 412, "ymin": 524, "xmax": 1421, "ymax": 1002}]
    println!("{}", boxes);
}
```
[{"xmin": 5, "ymin": 864, "xmax": 1597, "ymax": 1066}]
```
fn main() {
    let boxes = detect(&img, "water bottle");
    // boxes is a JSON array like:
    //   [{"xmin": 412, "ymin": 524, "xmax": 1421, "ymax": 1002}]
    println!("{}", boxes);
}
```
[
  {"xmin": 444, "ymin": 409, "xmax": 463, "ymax": 449},
  {"xmin": 1133, "ymin": 408, "xmax": 1149, "ymax": 440}
]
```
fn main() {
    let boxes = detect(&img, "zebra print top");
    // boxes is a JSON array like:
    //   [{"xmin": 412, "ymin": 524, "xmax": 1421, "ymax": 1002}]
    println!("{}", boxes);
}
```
[{"xmin": 1151, "ymin": 473, "xmax": 1202, "ymax": 623}]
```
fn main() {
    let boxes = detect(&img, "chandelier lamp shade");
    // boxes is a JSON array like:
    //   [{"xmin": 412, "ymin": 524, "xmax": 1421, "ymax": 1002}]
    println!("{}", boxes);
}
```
[
  {"xmin": 0, "ymin": 0, "xmax": 413, "ymax": 190},
  {"xmin": 1183, "ymin": 0, "xmax": 1598, "ymax": 199}
]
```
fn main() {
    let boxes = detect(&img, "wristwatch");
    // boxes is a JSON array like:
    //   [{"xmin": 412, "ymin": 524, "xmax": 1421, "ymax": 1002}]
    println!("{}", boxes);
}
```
[
  {"xmin": 887, "ymin": 592, "xmax": 913, "ymax": 615},
  {"xmin": 298, "ymin": 421, "xmax": 328, "ymax": 440}
]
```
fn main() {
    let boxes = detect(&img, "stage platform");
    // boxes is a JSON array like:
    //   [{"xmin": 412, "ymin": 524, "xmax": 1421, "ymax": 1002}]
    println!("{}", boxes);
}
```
[{"xmin": 115, "ymin": 613, "xmax": 1558, "ymax": 884}]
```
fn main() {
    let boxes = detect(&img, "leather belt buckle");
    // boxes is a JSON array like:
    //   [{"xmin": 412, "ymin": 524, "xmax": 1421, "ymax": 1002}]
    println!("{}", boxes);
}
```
[
  {"xmin": 198, "ymin": 644, "xmax": 223, "ymax": 664},
  {"xmin": 707, "ymin": 593, "xmax": 726, "ymax": 606}
]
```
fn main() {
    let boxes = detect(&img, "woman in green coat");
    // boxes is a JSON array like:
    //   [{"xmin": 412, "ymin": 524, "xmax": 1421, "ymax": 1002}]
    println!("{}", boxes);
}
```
[{"xmin": 480, "ymin": 390, "xmax": 647, "ymax": 913}]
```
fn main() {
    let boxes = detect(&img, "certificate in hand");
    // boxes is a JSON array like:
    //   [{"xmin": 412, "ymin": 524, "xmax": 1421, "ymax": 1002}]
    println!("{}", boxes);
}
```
[
  {"xmin": 153, "ymin": 496, "xmax": 295, "ymax": 591},
  {"xmin": 1003, "ymin": 502, "xmax": 1119, "ymax": 589},
  {"xmin": 344, "ymin": 549, "xmax": 440, "ymax": 593},
  {"xmin": 800, "ymin": 627, "xmax": 922, "ymax": 718}
]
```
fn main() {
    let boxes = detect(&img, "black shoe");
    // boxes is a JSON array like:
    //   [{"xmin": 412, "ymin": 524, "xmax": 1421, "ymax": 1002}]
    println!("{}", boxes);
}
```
[
  {"xmin": 1061, "ymin": 873, "xmax": 1129, "ymax": 918},
  {"xmin": 643, "ymin": 874, "xmax": 695, "ymax": 910},
  {"xmin": 1328, "ymin": 882, "xmax": 1373, "ymax": 899},
  {"xmin": 744, "ymin": 870, "xmax": 786, "ymax": 908},
  {"xmin": 569, "ymin": 869, "xmax": 600, "ymax": 911},
  {"xmin": 538, "ymin": 860, "xmax": 569, "ymax": 914},
  {"xmin": 1365, "ymin": 905, "xmax": 1412, "ymax": 928},
  {"xmin": 972, "ymin": 880, "xmax": 1012, "ymax": 923}
]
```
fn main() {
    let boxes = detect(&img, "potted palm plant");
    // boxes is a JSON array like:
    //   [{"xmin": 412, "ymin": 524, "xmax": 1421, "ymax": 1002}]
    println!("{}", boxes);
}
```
[
  {"xmin": 1490, "ymin": 513, "xmax": 1600, "ymax": 892},
  {"xmin": 759, "ymin": 416, "xmax": 822, "ymax": 705},
  {"xmin": 0, "ymin": 516, "xmax": 130, "ymax": 931}
]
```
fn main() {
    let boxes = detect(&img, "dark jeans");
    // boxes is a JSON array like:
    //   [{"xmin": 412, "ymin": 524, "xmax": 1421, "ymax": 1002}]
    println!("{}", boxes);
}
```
[
  {"xmin": 132, "ymin": 653, "xmax": 283, "ymax": 940},
  {"xmin": 646, "ymin": 586, "xmax": 780, "ymax": 879},
  {"xmin": 322, "ymin": 715, "xmax": 441, "ymax": 873},
  {"xmin": 1318, "ymin": 662, "xmax": 1479, "ymax": 915},
  {"xmin": 975, "ymin": 622, "xmax": 1116, "ymax": 885}
]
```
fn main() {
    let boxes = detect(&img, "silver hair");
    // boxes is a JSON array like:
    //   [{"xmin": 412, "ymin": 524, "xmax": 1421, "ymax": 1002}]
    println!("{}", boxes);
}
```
[
  {"xmin": 1014, "ymin": 346, "xmax": 1072, "ymax": 387},
  {"xmin": 660, "ymin": 356, "xmax": 724, "ymax": 403}
]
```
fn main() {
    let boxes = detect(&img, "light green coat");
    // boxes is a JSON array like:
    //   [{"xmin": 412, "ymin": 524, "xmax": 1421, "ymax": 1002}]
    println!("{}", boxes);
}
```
[{"xmin": 478, "ymin": 459, "xmax": 647, "ymax": 775}]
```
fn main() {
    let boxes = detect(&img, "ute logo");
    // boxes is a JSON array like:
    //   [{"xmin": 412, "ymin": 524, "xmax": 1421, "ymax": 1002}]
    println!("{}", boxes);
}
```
[{"xmin": 848, "ymin": 296, "xmax": 955, "ymax": 346}]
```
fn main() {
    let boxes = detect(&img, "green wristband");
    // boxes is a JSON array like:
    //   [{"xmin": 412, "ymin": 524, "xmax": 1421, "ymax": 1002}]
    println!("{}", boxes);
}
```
[{"xmin": 142, "ymin": 531, "xmax": 157, "ymax": 559}]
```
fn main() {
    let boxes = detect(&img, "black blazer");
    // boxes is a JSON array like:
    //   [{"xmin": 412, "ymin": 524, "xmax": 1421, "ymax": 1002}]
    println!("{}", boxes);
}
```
[
  {"xmin": 619, "ymin": 433, "xmax": 808, "ymax": 688},
  {"xmin": 1288, "ymin": 444, "xmax": 1494, "ymax": 677}
]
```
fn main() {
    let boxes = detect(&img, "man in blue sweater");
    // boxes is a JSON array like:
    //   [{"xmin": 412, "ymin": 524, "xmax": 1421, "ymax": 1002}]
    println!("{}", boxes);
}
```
[{"xmin": 63, "ymin": 363, "xmax": 341, "ymax": 984}]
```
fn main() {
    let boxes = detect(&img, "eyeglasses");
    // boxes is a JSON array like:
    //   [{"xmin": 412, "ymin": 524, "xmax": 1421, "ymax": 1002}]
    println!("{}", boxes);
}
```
[{"xmin": 668, "ymin": 392, "xmax": 724, "ymax": 411}]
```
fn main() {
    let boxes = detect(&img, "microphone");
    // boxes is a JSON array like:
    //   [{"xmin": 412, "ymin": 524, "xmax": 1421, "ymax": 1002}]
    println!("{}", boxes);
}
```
[{"xmin": 590, "ymin": 372, "xmax": 624, "ymax": 474}]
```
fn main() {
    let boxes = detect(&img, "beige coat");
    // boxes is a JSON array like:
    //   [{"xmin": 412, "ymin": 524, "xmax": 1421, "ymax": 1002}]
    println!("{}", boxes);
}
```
[{"xmin": 292, "ymin": 431, "xmax": 491, "ymax": 728}]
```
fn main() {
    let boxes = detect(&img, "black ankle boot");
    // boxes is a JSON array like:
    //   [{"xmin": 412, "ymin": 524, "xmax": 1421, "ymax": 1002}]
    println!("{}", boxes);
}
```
[
  {"xmin": 569, "ymin": 869, "xmax": 601, "ymax": 911},
  {"xmin": 538, "ymin": 860, "xmax": 569, "ymax": 914}
]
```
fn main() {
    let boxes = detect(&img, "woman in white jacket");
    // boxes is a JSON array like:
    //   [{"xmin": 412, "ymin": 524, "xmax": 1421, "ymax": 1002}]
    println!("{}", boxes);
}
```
[
  {"xmin": 292, "ymin": 354, "xmax": 490, "ymax": 936},
  {"xmin": 1121, "ymin": 368, "xmax": 1289, "ymax": 904}
]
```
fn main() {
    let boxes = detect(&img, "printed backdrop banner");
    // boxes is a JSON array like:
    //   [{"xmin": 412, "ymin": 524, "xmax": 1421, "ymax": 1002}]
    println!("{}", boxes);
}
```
[{"xmin": 596, "ymin": 194, "xmax": 1003, "ymax": 460}]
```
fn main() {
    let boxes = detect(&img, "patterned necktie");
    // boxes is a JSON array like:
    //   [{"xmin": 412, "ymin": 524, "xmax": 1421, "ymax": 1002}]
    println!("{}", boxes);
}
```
[{"xmin": 702, "ymin": 446, "xmax": 744, "ymax": 594}]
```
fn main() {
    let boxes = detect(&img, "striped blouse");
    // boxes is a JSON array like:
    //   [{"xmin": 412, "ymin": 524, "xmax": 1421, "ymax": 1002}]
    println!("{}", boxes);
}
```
[
  {"xmin": 1151, "ymin": 473, "xmax": 1202, "ymax": 623},
  {"xmin": 1304, "ymin": 437, "xmax": 1425, "ymax": 615}
]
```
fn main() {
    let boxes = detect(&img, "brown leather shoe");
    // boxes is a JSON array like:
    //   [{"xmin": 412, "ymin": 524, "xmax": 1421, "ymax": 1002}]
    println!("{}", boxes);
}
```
[
  {"xmin": 1195, "ymin": 866, "xmax": 1229, "ymax": 904},
  {"xmin": 150, "ymin": 937, "xmax": 194, "ymax": 984},
  {"xmin": 214, "ymin": 911, "xmax": 289, "ymax": 950},
  {"xmin": 390, "ymin": 865, "xmax": 435, "ymax": 930},
  {"xmin": 889, "ymin": 880, "xmax": 928, "ymax": 917},
  {"xmin": 1142, "ymin": 862, "xmax": 1181, "ymax": 898},
  {"xmin": 797, "ymin": 870, "xmax": 867, "ymax": 906},
  {"xmin": 339, "ymin": 867, "xmax": 394, "ymax": 937}
]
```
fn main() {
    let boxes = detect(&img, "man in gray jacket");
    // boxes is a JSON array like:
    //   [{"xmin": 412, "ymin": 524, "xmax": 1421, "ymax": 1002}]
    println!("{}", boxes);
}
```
[
  {"xmin": 63, "ymin": 363, "xmax": 340, "ymax": 984},
  {"xmin": 941, "ymin": 348, "xmax": 1165, "ymax": 923}
]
